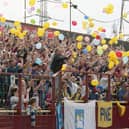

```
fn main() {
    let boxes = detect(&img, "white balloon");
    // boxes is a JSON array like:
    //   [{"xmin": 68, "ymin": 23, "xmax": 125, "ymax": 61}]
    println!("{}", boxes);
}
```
[
  {"xmin": 35, "ymin": 42, "xmax": 42, "ymax": 49},
  {"xmin": 122, "ymin": 56, "xmax": 128, "ymax": 64},
  {"xmin": 91, "ymin": 39, "xmax": 100, "ymax": 46}
]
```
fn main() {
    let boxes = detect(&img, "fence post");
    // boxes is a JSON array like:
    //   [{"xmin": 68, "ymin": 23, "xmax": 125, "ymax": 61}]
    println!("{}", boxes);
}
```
[
  {"xmin": 107, "ymin": 74, "xmax": 111, "ymax": 101},
  {"xmin": 59, "ymin": 71, "xmax": 62, "ymax": 99},
  {"xmin": 52, "ymin": 76, "xmax": 56, "ymax": 114},
  {"xmin": 85, "ymin": 73, "xmax": 88, "ymax": 102},
  {"xmin": 17, "ymin": 74, "xmax": 22, "ymax": 114},
  {"xmin": 51, "ymin": 71, "xmax": 62, "ymax": 113}
]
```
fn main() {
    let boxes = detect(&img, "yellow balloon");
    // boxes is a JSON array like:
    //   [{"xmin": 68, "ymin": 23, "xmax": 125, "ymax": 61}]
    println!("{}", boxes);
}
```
[
  {"xmin": 101, "ymin": 39, "xmax": 106, "ymax": 44},
  {"xmin": 14, "ymin": 29, "xmax": 21, "ymax": 37},
  {"xmin": 18, "ymin": 33, "xmax": 24, "ymax": 39},
  {"xmin": 54, "ymin": 31, "xmax": 60, "ymax": 36},
  {"xmin": 62, "ymin": 2, "xmax": 68, "ymax": 8},
  {"xmin": 23, "ymin": 31, "xmax": 27, "ymax": 36},
  {"xmin": 16, "ymin": 26, "xmax": 22, "ymax": 31},
  {"xmin": 103, "ymin": 4, "xmax": 114, "ymax": 14},
  {"xmin": 82, "ymin": 21, "xmax": 87, "ymax": 30},
  {"xmin": 111, "ymin": 36, "xmax": 118, "ymax": 44},
  {"xmin": 10, "ymin": 28, "xmax": 16, "ymax": 34},
  {"xmin": 98, "ymin": 27, "xmax": 103, "ymax": 32},
  {"xmin": 126, "ymin": 51, "xmax": 129, "ymax": 56},
  {"xmin": 14, "ymin": 21, "xmax": 21, "ymax": 27},
  {"xmin": 29, "ymin": 0, "xmax": 36, "ymax": 6},
  {"xmin": 91, "ymin": 32, "xmax": 97, "ymax": 38},
  {"xmin": 0, "ymin": 17, "xmax": 6, "ymax": 23},
  {"xmin": 108, "ymin": 61, "xmax": 114, "ymax": 69},
  {"xmin": 122, "ymin": 51, "xmax": 126, "ymax": 57},
  {"xmin": 43, "ymin": 22, "xmax": 50, "ymax": 29},
  {"xmin": 107, "ymin": 8, "xmax": 113, "ymax": 14},
  {"xmin": 91, "ymin": 79, "xmax": 99, "ymax": 86},
  {"xmin": 52, "ymin": 21, "xmax": 57, "ymax": 26},
  {"xmin": 102, "ymin": 44, "xmax": 108, "ymax": 50},
  {"xmin": 108, "ymin": 4, "xmax": 114, "ymax": 10},
  {"xmin": 97, "ymin": 49, "xmax": 103, "ymax": 56},
  {"xmin": 119, "ymin": 33, "xmax": 124, "ymax": 39},
  {"xmin": 108, "ymin": 40, "xmax": 113, "ymax": 45},
  {"xmin": 88, "ymin": 18, "xmax": 93, "ymax": 22},
  {"xmin": 114, "ymin": 60, "xmax": 119, "ymax": 65},
  {"xmin": 108, "ymin": 51, "xmax": 116, "ymax": 59},
  {"xmin": 86, "ymin": 45, "xmax": 92, "ymax": 52},
  {"xmin": 77, "ymin": 42, "xmax": 82, "ymax": 50},
  {"xmin": 89, "ymin": 22, "xmax": 94, "ymax": 28},
  {"xmin": 97, "ymin": 45, "xmax": 102, "ymax": 50},
  {"xmin": 37, "ymin": 28, "xmax": 44, "ymax": 37},
  {"xmin": 61, "ymin": 64, "xmax": 67, "ymax": 71},
  {"xmin": 76, "ymin": 35, "xmax": 83, "ymax": 42},
  {"xmin": 72, "ymin": 52, "xmax": 77, "ymax": 58}
]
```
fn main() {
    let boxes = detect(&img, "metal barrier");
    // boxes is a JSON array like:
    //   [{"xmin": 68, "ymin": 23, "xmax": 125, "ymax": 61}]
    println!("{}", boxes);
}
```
[
  {"xmin": 55, "ymin": 70, "xmax": 129, "ymax": 102},
  {"xmin": 0, "ymin": 71, "xmax": 129, "ymax": 129},
  {"xmin": 55, "ymin": 70, "xmax": 129, "ymax": 129},
  {"xmin": 0, "ymin": 72, "xmax": 57, "ymax": 114},
  {"xmin": 0, "ymin": 72, "xmax": 58, "ymax": 129}
]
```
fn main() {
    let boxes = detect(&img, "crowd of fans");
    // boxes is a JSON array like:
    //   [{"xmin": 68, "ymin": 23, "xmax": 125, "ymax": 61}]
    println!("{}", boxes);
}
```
[{"xmin": 0, "ymin": 21, "xmax": 129, "ymax": 110}]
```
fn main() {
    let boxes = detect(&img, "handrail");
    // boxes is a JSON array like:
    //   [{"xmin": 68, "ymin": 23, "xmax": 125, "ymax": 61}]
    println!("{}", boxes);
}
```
[
  {"xmin": 0, "ymin": 72, "xmax": 50, "ymax": 79},
  {"xmin": 62, "ymin": 69, "xmax": 110, "ymax": 75},
  {"xmin": 55, "ymin": 70, "xmax": 129, "ymax": 103},
  {"xmin": 0, "ymin": 109, "xmax": 51, "ymax": 113}
]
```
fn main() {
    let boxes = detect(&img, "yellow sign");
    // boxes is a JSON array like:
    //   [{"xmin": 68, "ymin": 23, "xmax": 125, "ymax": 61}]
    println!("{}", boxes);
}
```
[{"xmin": 98, "ymin": 101, "xmax": 112, "ymax": 128}]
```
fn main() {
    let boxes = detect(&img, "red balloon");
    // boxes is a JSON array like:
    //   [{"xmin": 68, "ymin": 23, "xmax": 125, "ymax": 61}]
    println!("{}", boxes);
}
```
[
  {"xmin": 47, "ymin": 31, "xmax": 54, "ymax": 39},
  {"xmin": 72, "ymin": 21, "xmax": 77, "ymax": 26},
  {"xmin": 102, "ymin": 29, "xmax": 106, "ymax": 32},
  {"xmin": 116, "ymin": 51, "xmax": 122, "ymax": 57},
  {"xmin": 96, "ymin": 35, "xmax": 101, "ymax": 40}
]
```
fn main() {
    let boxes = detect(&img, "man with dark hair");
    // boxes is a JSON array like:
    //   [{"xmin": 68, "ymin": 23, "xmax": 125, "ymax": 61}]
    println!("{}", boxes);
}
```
[{"xmin": 50, "ymin": 48, "xmax": 68, "ymax": 73}]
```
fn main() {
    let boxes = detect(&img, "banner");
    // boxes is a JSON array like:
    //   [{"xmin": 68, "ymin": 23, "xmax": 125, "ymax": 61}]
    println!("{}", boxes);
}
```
[
  {"xmin": 56, "ymin": 102, "xmax": 63, "ymax": 129},
  {"xmin": 64, "ymin": 99, "xmax": 96, "ymax": 129},
  {"xmin": 97, "ymin": 101, "xmax": 112, "ymax": 128}
]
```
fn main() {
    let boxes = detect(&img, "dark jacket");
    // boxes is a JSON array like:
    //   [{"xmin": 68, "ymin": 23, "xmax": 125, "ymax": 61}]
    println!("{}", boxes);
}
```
[{"xmin": 50, "ymin": 54, "xmax": 67, "ymax": 73}]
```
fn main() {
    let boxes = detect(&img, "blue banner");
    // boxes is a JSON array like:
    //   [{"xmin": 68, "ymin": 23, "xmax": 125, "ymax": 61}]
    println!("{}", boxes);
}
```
[
  {"xmin": 75, "ymin": 109, "xmax": 84, "ymax": 129},
  {"xmin": 56, "ymin": 102, "xmax": 63, "ymax": 129}
]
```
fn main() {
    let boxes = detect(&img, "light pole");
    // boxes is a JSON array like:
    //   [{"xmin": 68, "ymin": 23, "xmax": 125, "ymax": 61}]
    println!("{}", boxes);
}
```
[
  {"xmin": 69, "ymin": 0, "xmax": 72, "ymax": 36},
  {"xmin": 119, "ymin": 0, "xmax": 125, "ymax": 35},
  {"xmin": 40, "ymin": 0, "xmax": 43, "ymax": 25},
  {"xmin": 24, "ymin": 0, "xmax": 26, "ymax": 23}
]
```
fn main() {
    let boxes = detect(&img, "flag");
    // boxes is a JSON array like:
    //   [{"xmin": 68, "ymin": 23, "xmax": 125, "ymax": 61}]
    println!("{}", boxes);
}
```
[
  {"xmin": 97, "ymin": 101, "xmax": 112, "ymax": 127},
  {"xmin": 56, "ymin": 102, "xmax": 63, "ymax": 129},
  {"xmin": 64, "ymin": 99, "xmax": 96, "ymax": 129}
]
